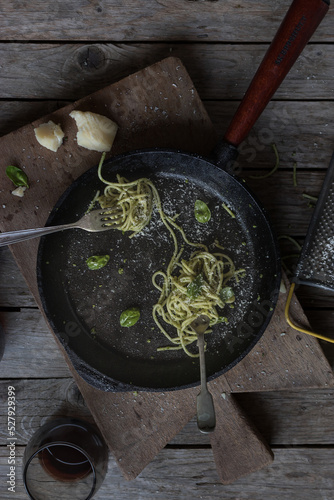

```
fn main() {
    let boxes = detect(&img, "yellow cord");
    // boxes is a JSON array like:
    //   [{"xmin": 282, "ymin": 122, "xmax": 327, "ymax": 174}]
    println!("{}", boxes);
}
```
[{"xmin": 285, "ymin": 282, "xmax": 334, "ymax": 343}]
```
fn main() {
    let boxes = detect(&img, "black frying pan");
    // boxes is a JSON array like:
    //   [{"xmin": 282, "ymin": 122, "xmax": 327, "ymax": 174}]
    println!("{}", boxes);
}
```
[{"xmin": 37, "ymin": 0, "xmax": 329, "ymax": 392}]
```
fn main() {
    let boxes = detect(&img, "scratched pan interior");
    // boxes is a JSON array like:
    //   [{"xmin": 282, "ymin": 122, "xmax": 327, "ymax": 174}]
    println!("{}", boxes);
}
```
[{"xmin": 37, "ymin": 149, "xmax": 281, "ymax": 392}]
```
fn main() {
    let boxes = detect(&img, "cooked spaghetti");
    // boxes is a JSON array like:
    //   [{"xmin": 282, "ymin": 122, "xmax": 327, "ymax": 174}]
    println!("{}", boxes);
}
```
[
  {"xmin": 97, "ymin": 154, "xmax": 154, "ymax": 237},
  {"xmin": 152, "ymin": 244, "xmax": 245, "ymax": 357},
  {"xmin": 96, "ymin": 153, "xmax": 203, "ymax": 253},
  {"xmin": 96, "ymin": 153, "xmax": 244, "ymax": 357}
]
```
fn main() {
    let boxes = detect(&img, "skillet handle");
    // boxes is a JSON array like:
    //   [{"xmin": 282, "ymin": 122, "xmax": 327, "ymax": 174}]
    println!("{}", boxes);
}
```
[{"xmin": 224, "ymin": 0, "xmax": 330, "ymax": 147}]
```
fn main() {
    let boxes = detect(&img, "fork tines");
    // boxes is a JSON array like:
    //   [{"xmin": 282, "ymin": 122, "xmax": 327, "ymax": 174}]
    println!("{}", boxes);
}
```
[{"xmin": 99, "ymin": 207, "xmax": 122, "ymax": 226}]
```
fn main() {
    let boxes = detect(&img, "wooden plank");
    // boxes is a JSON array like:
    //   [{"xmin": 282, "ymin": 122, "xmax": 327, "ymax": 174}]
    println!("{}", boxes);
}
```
[
  {"xmin": 1, "ymin": 446, "xmax": 334, "ymax": 500},
  {"xmin": 171, "ymin": 389, "xmax": 334, "ymax": 446},
  {"xmin": 298, "ymin": 288, "xmax": 334, "ymax": 311},
  {"xmin": 0, "ymin": 0, "xmax": 332, "ymax": 42},
  {"xmin": 1, "ymin": 56, "xmax": 333, "ymax": 482},
  {"xmin": 1, "ymin": 43, "xmax": 333, "ymax": 100},
  {"xmin": 0, "ymin": 57, "xmax": 272, "ymax": 482},
  {"xmin": 1, "ymin": 100, "xmax": 333, "ymax": 174},
  {"xmin": 75, "ymin": 373, "xmax": 274, "ymax": 481},
  {"xmin": 303, "ymin": 310, "xmax": 334, "ymax": 369},
  {"xmin": 0, "ymin": 379, "xmax": 93, "ymax": 445},
  {"xmin": 0, "ymin": 377, "xmax": 273, "ymax": 480},
  {"xmin": 0, "ymin": 166, "xmax": 330, "ymax": 238},
  {"xmin": 1, "ymin": 378, "xmax": 334, "ymax": 447},
  {"xmin": 223, "ymin": 278, "xmax": 334, "ymax": 392},
  {"xmin": 230, "ymin": 285, "xmax": 334, "ymax": 391},
  {"xmin": 0, "ymin": 56, "xmax": 217, "ymax": 294},
  {"xmin": 205, "ymin": 100, "xmax": 334, "ymax": 171},
  {"xmin": 116, "ymin": 448, "xmax": 334, "ymax": 500},
  {"xmin": 247, "ymin": 170, "xmax": 327, "ymax": 237},
  {"xmin": 3, "ymin": 242, "xmax": 331, "ymax": 310},
  {"xmin": 0, "ymin": 310, "xmax": 71, "ymax": 379},
  {"xmin": 1, "ymin": 297, "xmax": 333, "ymax": 376},
  {"xmin": 235, "ymin": 389, "xmax": 334, "ymax": 446},
  {"xmin": 1, "ymin": 289, "xmax": 333, "ymax": 389},
  {"xmin": 1, "ymin": 2, "xmax": 332, "ymax": 497},
  {"xmin": 1, "ymin": 306, "xmax": 333, "ymax": 381},
  {"xmin": 0, "ymin": 292, "xmax": 332, "ymax": 480},
  {"xmin": 1, "ymin": 145, "xmax": 334, "ymax": 241},
  {"xmin": 0, "ymin": 248, "xmax": 36, "ymax": 308},
  {"xmin": 210, "ymin": 389, "xmax": 273, "ymax": 484},
  {"xmin": 0, "ymin": 101, "xmax": 67, "ymax": 138}
]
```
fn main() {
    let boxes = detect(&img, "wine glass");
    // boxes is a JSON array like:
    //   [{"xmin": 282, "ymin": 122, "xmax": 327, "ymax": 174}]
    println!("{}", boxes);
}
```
[{"xmin": 23, "ymin": 417, "xmax": 108, "ymax": 500}]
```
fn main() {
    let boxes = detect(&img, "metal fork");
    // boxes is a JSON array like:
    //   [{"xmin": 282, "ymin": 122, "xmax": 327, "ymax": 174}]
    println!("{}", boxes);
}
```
[
  {"xmin": 191, "ymin": 314, "xmax": 216, "ymax": 434},
  {"xmin": 0, "ymin": 207, "xmax": 122, "ymax": 247}
]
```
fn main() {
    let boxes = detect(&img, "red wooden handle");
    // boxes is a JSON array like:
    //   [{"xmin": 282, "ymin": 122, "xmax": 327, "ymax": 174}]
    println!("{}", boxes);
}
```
[{"xmin": 224, "ymin": 0, "xmax": 329, "ymax": 147}]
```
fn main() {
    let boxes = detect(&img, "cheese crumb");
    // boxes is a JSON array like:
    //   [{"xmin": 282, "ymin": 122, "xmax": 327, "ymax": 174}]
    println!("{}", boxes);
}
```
[
  {"xmin": 12, "ymin": 186, "xmax": 27, "ymax": 197},
  {"xmin": 34, "ymin": 121, "xmax": 64, "ymax": 152},
  {"xmin": 69, "ymin": 110, "xmax": 118, "ymax": 152}
]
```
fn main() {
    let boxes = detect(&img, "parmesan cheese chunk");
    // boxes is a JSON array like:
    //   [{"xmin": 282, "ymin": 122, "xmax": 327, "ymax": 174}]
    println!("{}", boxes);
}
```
[
  {"xmin": 12, "ymin": 186, "xmax": 27, "ymax": 197},
  {"xmin": 69, "ymin": 110, "xmax": 118, "ymax": 152},
  {"xmin": 34, "ymin": 121, "xmax": 64, "ymax": 152}
]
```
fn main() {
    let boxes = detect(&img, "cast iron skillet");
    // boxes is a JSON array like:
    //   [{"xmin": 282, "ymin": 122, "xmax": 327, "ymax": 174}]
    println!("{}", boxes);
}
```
[{"xmin": 37, "ymin": 0, "xmax": 329, "ymax": 392}]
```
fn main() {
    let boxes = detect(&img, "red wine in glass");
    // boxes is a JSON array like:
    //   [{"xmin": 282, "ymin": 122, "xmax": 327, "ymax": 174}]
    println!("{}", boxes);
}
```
[{"xmin": 40, "ymin": 443, "xmax": 92, "ymax": 482}]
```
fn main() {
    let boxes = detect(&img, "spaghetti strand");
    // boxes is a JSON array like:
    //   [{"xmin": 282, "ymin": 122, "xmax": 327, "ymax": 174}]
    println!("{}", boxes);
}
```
[{"xmin": 96, "ymin": 154, "xmax": 244, "ymax": 357}]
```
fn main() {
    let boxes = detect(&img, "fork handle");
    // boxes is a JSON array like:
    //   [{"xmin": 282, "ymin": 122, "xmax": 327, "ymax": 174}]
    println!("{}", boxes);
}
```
[{"xmin": 0, "ymin": 223, "xmax": 77, "ymax": 247}]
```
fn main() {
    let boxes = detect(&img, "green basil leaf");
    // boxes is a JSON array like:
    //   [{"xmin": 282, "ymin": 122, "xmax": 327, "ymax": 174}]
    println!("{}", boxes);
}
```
[
  {"xmin": 217, "ymin": 316, "xmax": 229, "ymax": 324},
  {"xmin": 187, "ymin": 274, "xmax": 204, "ymax": 300},
  {"xmin": 86, "ymin": 254, "xmax": 110, "ymax": 270},
  {"xmin": 120, "ymin": 307, "xmax": 140, "ymax": 327},
  {"xmin": 6, "ymin": 166, "xmax": 29, "ymax": 188},
  {"xmin": 194, "ymin": 200, "xmax": 211, "ymax": 223},
  {"xmin": 219, "ymin": 286, "xmax": 235, "ymax": 303}
]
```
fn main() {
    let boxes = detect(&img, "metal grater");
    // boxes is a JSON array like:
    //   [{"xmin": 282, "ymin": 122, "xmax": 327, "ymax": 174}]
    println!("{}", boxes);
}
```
[{"xmin": 294, "ymin": 152, "xmax": 334, "ymax": 291}]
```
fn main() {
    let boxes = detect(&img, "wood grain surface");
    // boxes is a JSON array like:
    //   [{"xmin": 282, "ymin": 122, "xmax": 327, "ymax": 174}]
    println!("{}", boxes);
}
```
[
  {"xmin": 1, "ymin": 43, "xmax": 333, "ymax": 100},
  {"xmin": 0, "ymin": 55, "xmax": 333, "ymax": 485},
  {"xmin": 1, "ymin": 1, "xmax": 334, "ymax": 498},
  {"xmin": 0, "ymin": 57, "xmax": 277, "ymax": 482},
  {"xmin": 1, "ymin": 0, "xmax": 333, "ymax": 42},
  {"xmin": 1, "ymin": 445, "xmax": 334, "ymax": 500}
]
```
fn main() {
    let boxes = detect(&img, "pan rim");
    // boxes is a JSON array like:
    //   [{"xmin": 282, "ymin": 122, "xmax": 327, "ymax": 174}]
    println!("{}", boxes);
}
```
[{"xmin": 37, "ymin": 147, "xmax": 281, "ymax": 392}]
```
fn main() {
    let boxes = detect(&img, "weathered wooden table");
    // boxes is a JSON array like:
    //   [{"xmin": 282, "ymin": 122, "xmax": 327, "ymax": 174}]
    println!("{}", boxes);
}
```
[{"xmin": 1, "ymin": 1, "xmax": 334, "ymax": 499}]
